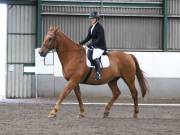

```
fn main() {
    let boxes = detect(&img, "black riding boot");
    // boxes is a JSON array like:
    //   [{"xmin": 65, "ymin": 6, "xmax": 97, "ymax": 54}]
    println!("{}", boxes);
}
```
[{"xmin": 94, "ymin": 58, "xmax": 101, "ymax": 80}]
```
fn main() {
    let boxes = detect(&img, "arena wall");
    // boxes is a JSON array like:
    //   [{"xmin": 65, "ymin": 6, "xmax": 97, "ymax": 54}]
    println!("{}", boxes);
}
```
[{"xmin": 2, "ymin": 0, "xmax": 180, "ymax": 98}]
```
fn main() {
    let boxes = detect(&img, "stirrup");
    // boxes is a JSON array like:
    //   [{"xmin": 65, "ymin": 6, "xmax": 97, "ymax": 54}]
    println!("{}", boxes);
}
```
[{"xmin": 95, "ymin": 72, "xmax": 101, "ymax": 80}]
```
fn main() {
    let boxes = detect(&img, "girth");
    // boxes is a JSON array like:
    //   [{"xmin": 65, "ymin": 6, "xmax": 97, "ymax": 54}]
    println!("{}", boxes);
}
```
[{"xmin": 81, "ymin": 68, "xmax": 93, "ymax": 83}]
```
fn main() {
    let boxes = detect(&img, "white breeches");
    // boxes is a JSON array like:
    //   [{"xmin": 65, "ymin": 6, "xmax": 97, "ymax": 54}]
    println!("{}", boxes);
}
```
[{"xmin": 92, "ymin": 48, "xmax": 104, "ymax": 60}]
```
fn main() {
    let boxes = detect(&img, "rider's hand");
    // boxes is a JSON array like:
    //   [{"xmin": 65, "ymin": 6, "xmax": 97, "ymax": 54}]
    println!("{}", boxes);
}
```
[{"xmin": 79, "ymin": 41, "xmax": 83, "ymax": 45}]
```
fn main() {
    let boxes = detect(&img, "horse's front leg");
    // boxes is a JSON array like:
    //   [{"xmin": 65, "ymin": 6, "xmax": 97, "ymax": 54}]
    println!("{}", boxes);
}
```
[
  {"xmin": 48, "ymin": 80, "xmax": 77, "ymax": 118},
  {"xmin": 74, "ymin": 85, "xmax": 85, "ymax": 118}
]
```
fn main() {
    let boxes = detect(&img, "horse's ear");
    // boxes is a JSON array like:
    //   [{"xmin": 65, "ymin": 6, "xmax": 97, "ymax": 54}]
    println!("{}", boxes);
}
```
[
  {"xmin": 55, "ymin": 26, "xmax": 59, "ymax": 30},
  {"xmin": 49, "ymin": 26, "xmax": 54, "ymax": 31},
  {"xmin": 54, "ymin": 26, "xmax": 60, "ymax": 33}
]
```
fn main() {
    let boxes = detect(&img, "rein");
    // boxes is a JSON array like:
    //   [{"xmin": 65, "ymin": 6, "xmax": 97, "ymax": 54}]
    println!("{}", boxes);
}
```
[
  {"xmin": 46, "ymin": 30, "xmax": 84, "ymax": 51},
  {"xmin": 42, "ymin": 28, "xmax": 86, "ymax": 71}
]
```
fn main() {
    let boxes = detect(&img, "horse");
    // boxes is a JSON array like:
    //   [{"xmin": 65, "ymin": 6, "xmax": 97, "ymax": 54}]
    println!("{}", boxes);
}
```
[{"xmin": 39, "ymin": 26, "xmax": 148, "ymax": 119}]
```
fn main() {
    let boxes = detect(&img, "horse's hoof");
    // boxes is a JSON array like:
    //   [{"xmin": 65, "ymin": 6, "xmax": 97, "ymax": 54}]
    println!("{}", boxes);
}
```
[
  {"xmin": 77, "ymin": 113, "xmax": 85, "ymax": 118},
  {"xmin": 103, "ymin": 112, "xmax": 110, "ymax": 118},
  {"xmin": 48, "ymin": 113, "xmax": 56, "ymax": 118},
  {"xmin": 48, "ymin": 110, "xmax": 57, "ymax": 118}
]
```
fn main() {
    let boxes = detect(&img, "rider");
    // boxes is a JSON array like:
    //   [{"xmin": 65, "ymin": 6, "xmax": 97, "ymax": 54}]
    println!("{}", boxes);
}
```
[{"xmin": 79, "ymin": 11, "xmax": 107, "ymax": 80}]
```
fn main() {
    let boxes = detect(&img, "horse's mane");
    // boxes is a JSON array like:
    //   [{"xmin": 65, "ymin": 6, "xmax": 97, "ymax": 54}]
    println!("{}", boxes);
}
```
[
  {"xmin": 49, "ymin": 26, "xmax": 59, "ymax": 34},
  {"xmin": 48, "ymin": 26, "xmax": 79, "ymax": 47}
]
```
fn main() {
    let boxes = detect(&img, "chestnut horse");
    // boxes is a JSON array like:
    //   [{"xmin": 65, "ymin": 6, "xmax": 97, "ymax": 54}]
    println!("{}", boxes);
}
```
[{"xmin": 39, "ymin": 27, "xmax": 148, "ymax": 119}]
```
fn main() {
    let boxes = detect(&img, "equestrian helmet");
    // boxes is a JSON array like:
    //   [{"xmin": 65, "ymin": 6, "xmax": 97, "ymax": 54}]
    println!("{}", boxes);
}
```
[{"xmin": 89, "ymin": 11, "xmax": 100, "ymax": 19}]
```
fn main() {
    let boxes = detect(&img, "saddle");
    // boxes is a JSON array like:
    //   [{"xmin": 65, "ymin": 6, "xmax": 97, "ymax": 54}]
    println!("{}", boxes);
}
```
[{"xmin": 85, "ymin": 47, "xmax": 110, "ymax": 68}]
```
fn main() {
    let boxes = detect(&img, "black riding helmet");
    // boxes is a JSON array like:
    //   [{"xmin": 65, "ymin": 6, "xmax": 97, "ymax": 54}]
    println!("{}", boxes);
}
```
[{"xmin": 89, "ymin": 11, "xmax": 100, "ymax": 19}]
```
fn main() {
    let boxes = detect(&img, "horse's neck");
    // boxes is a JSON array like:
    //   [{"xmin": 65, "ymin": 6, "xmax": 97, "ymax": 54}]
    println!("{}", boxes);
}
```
[
  {"xmin": 59, "ymin": 32, "xmax": 78, "ymax": 51},
  {"xmin": 56, "ymin": 32, "xmax": 81, "ymax": 68}
]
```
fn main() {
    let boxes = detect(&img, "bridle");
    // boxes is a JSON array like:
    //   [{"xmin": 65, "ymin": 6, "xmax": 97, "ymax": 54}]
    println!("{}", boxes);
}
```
[
  {"xmin": 42, "ymin": 31, "xmax": 58, "ymax": 53},
  {"xmin": 42, "ymin": 29, "xmax": 85, "ymax": 62}
]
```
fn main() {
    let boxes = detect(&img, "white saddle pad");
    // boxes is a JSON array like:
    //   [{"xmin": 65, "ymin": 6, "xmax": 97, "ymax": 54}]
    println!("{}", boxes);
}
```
[{"xmin": 85, "ymin": 47, "xmax": 110, "ymax": 68}]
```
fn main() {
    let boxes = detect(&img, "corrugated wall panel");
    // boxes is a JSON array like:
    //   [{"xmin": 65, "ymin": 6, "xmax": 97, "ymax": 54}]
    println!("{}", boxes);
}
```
[
  {"xmin": 168, "ymin": 19, "xmax": 180, "ymax": 50},
  {"xmin": 100, "ymin": 0, "xmax": 162, "ymax": 2},
  {"xmin": 168, "ymin": 0, "xmax": 180, "ymax": 50},
  {"xmin": 7, "ymin": 5, "xmax": 35, "ymax": 63},
  {"xmin": 42, "ymin": 0, "xmax": 162, "ymax": 2},
  {"xmin": 6, "ymin": 64, "xmax": 34, "ymax": 98},
  {"xmin": 42, "ymin": 5, "xmax": 162, "ymax": 16},
  {"xmin": 42, "ymin": 15, "xmax": 89, "ymax": 43},
  {"xmin": 42, "ymin": 4, "xmax": 162, "ymax": 49},
  {"xmin": 105, "ymin": 0, "xmax": 162, "ymax": 2},
  {"xmin": 42, "ymin": 5, "xmax": 101, "ymax": 15},
  {"xmin": 102, "ymin": 7, "xmax": 162, "ymax": 16},
  {"xmin": 42, "ymin": 15, "xmax": 162, "ymax": 49},
  {"xmin": 7, "ymin": 35, "xmax": 35, "ymax": 63},
  {"xmin": 169, "ymin": 0, "xmax": 180, "ymax": 15},
  {"xmin": 104, "ymin": 16, "xmax": 162, "ymax": 49},
  {"xmin": 7, "ymin": 5, "xmax": 36, "ymax": 98},
  {"xmin": 8, "ymin": 5, "xmax": 36, "ymax": 33}
]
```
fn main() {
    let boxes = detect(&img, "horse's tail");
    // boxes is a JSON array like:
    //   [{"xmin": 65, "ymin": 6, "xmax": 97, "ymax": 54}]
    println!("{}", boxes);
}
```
[{"xmin": 130, "ymin": 54, "xmax": 148, "ymax": 98}]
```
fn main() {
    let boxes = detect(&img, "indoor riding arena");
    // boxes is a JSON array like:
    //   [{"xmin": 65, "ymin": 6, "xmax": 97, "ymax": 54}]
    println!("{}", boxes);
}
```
[{"xmin": 0, "ymin": 0, "xmax": 180, "ymax": 135}]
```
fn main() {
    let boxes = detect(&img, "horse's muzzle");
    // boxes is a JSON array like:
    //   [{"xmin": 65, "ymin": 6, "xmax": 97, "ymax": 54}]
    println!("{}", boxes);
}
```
[{"xmin": 39, "ymin": 49, "xmax": 47, "ymax": 57}]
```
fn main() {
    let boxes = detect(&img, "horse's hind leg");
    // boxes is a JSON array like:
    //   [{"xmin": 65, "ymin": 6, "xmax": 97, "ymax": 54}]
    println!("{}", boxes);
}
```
[
  {"xmin": 125, "ymin": 80, "xmax": 139, "ymax": 119},
  {"xmin": 74, "ymin": 85, "xmax": 85, "ymax": 118},
  {"xmin": 104, "ymin": 78, "xmax": 121, "ymax": 118}
]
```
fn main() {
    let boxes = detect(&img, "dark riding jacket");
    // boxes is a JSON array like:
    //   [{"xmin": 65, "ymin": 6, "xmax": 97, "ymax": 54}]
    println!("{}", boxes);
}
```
[{"xmin": 79, "ymin": 22, "xmax": 107, "ymax": 51}]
